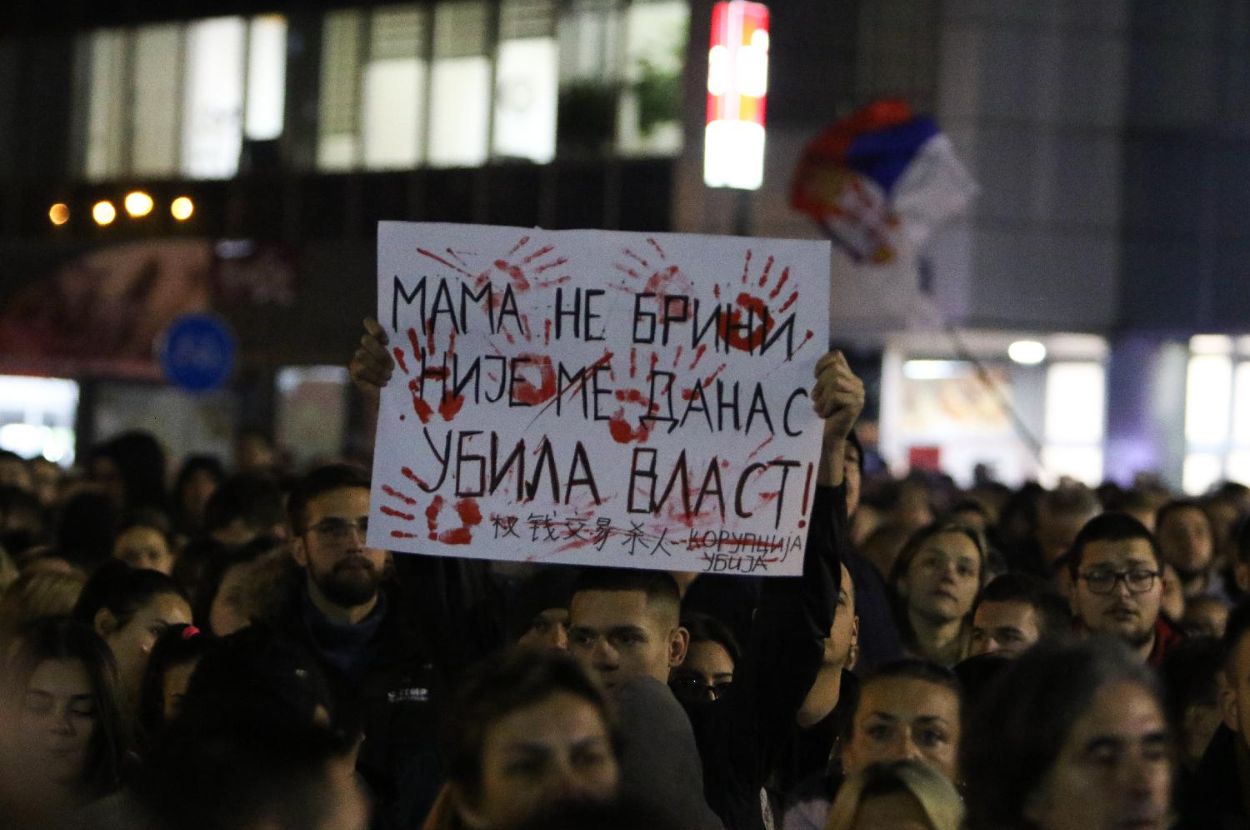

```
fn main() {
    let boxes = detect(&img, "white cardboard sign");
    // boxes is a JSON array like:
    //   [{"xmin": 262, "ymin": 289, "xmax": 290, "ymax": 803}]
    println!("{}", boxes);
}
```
[{"xmin": 368, "ymin": 222, "xmax": 830, "ymax": 576}]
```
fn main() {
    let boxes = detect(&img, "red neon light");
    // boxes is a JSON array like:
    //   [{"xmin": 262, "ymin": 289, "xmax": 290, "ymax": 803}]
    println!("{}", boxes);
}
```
[{"xmin": 706, "ymin": 2, "xmax": 770, "ymax": 127}]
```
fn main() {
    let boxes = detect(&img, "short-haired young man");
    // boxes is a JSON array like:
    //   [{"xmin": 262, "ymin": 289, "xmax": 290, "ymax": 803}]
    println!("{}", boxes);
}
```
[
  {"xmin": 969, "ymin": 572, "xmax": 1070, "ymax": 659},
  {"xmin": 1067, "ymin": 512, "xmax": 1184, "ymax": 666},
  {"xmin": 1155, "ymin": 499, "xmax": 1220, "ymax": 600}
]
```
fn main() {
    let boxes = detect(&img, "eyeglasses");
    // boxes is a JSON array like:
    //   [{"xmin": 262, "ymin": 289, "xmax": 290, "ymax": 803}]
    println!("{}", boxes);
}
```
[
  {"xmin": 670, "ymin": 676, "xmax": 733, "ymax": 703},
  {"xmin": 307, "ymin": 516, "xmax": 369, "ymax": 542},
  {"xmin": 1079, "ymin": 568, "xmax": 1160, "ymax": 595}
]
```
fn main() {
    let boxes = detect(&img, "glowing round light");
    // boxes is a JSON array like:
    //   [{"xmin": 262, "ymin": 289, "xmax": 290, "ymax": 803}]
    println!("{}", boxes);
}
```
[
  {"xmin": 48, "ymin": 203, "xmax": 70, "ymax": 226},
  {"xmin": 1008, "ymin": 340, "xmax": 1047, "ymax": 365},
  {"xmin": 124, "ymin": 190, "xmax": 154, "ymax": 218},
  {"xmin": 92, "ymin": 200, "xmax": 117, "ymax": 226},
  {"xmin": 170, "ymin": 196, "xmax": 195, "ymax": 221}
]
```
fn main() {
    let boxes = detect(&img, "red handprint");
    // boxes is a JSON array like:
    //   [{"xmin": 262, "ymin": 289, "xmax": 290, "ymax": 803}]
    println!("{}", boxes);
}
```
[
  {"xmin": 381, "ymin": 483, "xmax": 482, "ymax": 546},
  {"xmin": 390, "ymin": 324, "xmax": 465, "ymax": 424}
]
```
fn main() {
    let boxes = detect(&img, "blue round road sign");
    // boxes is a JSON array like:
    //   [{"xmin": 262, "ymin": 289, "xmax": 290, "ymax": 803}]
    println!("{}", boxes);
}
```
[{"xmin": 160, "ymin": 314, "xmax": 236, "ymax": 392}]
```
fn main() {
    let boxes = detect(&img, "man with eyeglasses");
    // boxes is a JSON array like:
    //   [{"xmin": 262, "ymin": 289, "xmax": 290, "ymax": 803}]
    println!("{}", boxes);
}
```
[
  {"xmin": 1067, "ymin": 512, "xmax": 1185, "ymax": 667},
  {"xmin": 282, "ymin": 463, "xmax": 444, "ymax": 828}
]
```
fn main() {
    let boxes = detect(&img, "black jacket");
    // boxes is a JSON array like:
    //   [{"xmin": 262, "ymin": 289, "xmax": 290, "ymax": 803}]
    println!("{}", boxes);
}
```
[
  {"xmin": 1175, "ymin": 724, "xmax": 1250, "ymax": 829},
  {"xmin": 685, "ymin": 484, "xmax": 846, "ymax": 830},
  {"xmin": 277, "ymin": 580, "xmax": 444, "ymax": 828}
]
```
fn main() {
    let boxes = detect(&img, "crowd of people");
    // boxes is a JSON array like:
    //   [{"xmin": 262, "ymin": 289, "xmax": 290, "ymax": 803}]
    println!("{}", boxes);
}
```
[{"xmin": 0, "ymin": 328, "xmax": 1249, "ymax": 829}]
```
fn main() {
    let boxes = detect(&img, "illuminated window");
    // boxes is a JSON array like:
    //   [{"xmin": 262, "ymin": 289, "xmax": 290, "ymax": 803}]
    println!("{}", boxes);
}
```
[
  {"xmin": 131, "ymin": 24, "xmax": 182, "ymax": 176},
  {"xmin": 318, "ymin": 9, "xmax": 364, "ymax": 170},
  {"xmin": 246, "ymin": 16, "xmax": 288, "ymax": 142},
  {"xmin": 429, "ymin": 2, "xmax": 492, "ymax": 167},
  {"xmin": 493, "ymin": 0, "xmax": 558, "ymax": 163},
  {"xmin": 0, "ymin": 377, "xmax": 79, "ymax": 465},
  {"xmin": 182, "ymin": 18, "xmax": 246, "ymax": 178},
  {"xmin": 1185, "ymin": 354, "xmax": 1233, "ymax": 445},
  {"xmin": 557, "ymin": 0, "xmax": 623, "ymax": 154},
  {"xmin": 1041, "ymin": 362, "xmax": 1106, "ymax": 486},
  {"xmin": 618, "ymin": 0, "xmax": 687, "ymax": 155},
  {"xmin": 362, "ymin": 6, "xmax": 429, "ymax": 169},
  {"xmin": 1184, "ymin": 337, "xmax": 1250, "ymax": 494},
  {"xmin": 82, "ymin": 29, "xmax": 127, "ymax": 181},
  {"xmin": 79, "ymin": 16, "xmax": 285, "ymax": 181}
]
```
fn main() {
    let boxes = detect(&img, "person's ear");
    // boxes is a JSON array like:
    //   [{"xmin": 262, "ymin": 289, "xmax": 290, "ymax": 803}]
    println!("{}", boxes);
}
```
[
  {"xmin": 848, "ymin": 615, "xmax": 862, "ymax": 670},
  {"xmin": 1023, "ymin": 783, "xmax": 1050, "ymax": 828},
  {"xmin": 1220, "ymin": 670, "xmax": 1241, "ymax": 733},
  {"xmin": 291, "ymin": 534, "xmax": 309, "ymax": 568},
  {"xmin": 669, "ymin": 625, "xmax": 690, "ymax": 668},
  {"xmin": 93, "ymin": 607, "xmax": 119, "ymax": 639}
]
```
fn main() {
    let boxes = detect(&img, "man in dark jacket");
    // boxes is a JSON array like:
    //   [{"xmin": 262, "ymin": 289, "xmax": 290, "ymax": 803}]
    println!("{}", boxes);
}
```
[
  {"xmin": 1178, "ymin": 599, "xmax": 1250, "ymax": 828},
  {"xmin": 280, "ymin": 464, "xmax": 444, "ymax": 828}
]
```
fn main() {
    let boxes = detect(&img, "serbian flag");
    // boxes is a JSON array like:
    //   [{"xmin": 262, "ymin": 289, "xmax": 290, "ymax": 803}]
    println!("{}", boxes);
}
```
[{"xmin": 790, "ymin": 99, "xmax": 977, "ymax": 264}]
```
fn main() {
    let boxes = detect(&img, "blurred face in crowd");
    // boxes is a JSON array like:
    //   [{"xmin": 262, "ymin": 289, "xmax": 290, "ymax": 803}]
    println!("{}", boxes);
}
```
[
  {"xmin": 899, "ymin": 531, "xmax": 981, "ymax": 626},
  {"xmin": 1156, "ymin": 506, "xmax": 1213, "ymax": 577},
  {"xmin": 1183, "ymin": 596, "xmax": 1229, "ymax": 639},
  {"xmin": 455, "ymin": 691, "xmax": 619, "ymax": 830},
  {"xmin": 180, "ymin": 469, "xmax": 219, "ymax": 527},
  {"xmin": 567, "ymin": 590, "xmax": 687, "ymax": 689},
  {"xmin": 95, "ymin": 592, "xmax": 192, "ymax": 699},
  {"xmin": 517, "ymin": 609, "xmax": 570, "ymax": 651},
  {"xmin": 1037, "ymin": 506, "xmax": 1095, "ymax": 569},
  {"xmin": 970, "ymin": 600, "xmax": 1040, "ymax": 659},
  {"xmin": 30, "ymin": 458, "xmax": 62, "ymax": 508},
  {"xmin": 844, "ymin": 442, "xmax": 862, "ymax": 517},
  {"xmin": 826, "ymin": 563, "xmax": 859, "ymax": 668},
  {"xmin": 14, "ymin": 658, "xmax": 96, "ymax": 788},
  {"xmin": 0, "ymin": 456, "xmax": 33, "ymax": 492},
  {"xmin": 90, "ymin": 457, "xmax": 126, "ymax": 510},
  {"xmin": 161, "ymin": 658, "xmax": 200, "ymax": 722},
  {"xmin": 234, "ymin": 433, "xmax": 276, "ymax": 473},
  {"xmin": 670, "ymin": 639, "xmax": 734, "ymax": 704},
  {"xmin": 292, "ymin": 487, "xmax": 388, "ymax": 611},
  {"xmin": 1071, "ymin": 538, "xmax": 1162, "ymax": 654},
  {"xmin": 112, "ymin": 525, "xmax": 174, "ymax": 575},
  {"xmin": 209, "ymin": 560, "xmax": 261, "ymax": 637},
  {"xmin": 842, "ymin": 677, "xmax": 961, "ymax": 782},
  {"xmin": 1023, "ymin": 681, "xmax": 1171, "ymax": 830}
]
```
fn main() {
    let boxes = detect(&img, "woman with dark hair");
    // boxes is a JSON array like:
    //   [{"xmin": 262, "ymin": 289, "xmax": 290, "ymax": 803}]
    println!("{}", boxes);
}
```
[
  {"xmin": 0, "ymin": 617, "xmax": 126, "ymax": 825},
  {"xmin": 171, "ymin": 454, "xmax": 225, "ymax": 537},
  {"xmin": 670, "ymin": 611, "xmax": 741, "ymax": 704},
  {"xmin": 71, "ymin": 561, "xmax": 192, "ymax": 719},
  {"xmin": 422, "ymin": 647, "xmax": 621, "ymax": 830},
  {"xmin": 89, "ymin": 431, "xmax": 169, "ymax": 515},
  {"xmin": 135, "ymin": 623, "xmax": 212, "ymax": 748},
  {"xmin": 888, "ymin": 521, "xmax": 988, "ymax": 666},
  {"xmin": 962, "ymin": 640, "xmax": 1172, "ymax": 830}
]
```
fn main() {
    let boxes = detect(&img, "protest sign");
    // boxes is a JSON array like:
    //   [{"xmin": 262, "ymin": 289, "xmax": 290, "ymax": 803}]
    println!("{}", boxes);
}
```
[{"xmin": 368, "ymin": 222, "xmax": 830, "ymax": 576}]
